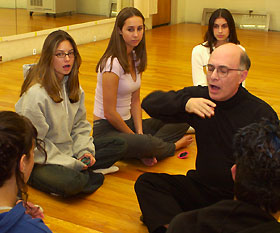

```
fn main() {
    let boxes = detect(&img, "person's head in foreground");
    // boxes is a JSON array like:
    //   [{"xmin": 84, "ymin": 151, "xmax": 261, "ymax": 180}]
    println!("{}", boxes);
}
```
[
  {"xmin": 0, "ymin": 111, "xmax": 46, "ymax": 204},
  {"xmin": 233, "ymin": 118, "xmax": 280, "ymax": 219}
]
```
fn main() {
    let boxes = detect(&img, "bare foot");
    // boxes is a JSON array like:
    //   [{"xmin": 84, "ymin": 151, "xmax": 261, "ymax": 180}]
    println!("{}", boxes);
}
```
[
  {"xmin": 175, "ymin": 135, "xmax": 193, "ymax": 150},
  {"xmin": 141, "ymin": 157, "xmax": 158, "ymax": 166}
]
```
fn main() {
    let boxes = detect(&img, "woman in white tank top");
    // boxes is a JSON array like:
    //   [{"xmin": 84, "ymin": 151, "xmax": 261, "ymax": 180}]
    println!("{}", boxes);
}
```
[
  {"xmin": 93, "ymin": 7, "xmax": 193, "ymax": 166},
  {"xmin": 192, "ymin": 8, "xmax": 245, "ymax": 87}
]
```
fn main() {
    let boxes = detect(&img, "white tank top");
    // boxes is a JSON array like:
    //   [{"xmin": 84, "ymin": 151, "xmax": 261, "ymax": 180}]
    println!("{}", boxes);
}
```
[{"xmin": 94, "ymin": 56, "xmax": 141, "ymax": 120}]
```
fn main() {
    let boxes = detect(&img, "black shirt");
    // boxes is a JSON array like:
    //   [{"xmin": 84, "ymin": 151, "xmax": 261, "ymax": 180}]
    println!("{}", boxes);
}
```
[{"xmin": 142, "ymin": 86, "xmax": 278, "ymax": 195}]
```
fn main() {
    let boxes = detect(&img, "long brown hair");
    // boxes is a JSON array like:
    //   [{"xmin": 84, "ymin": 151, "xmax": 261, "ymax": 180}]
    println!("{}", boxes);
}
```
[
  {"xmin": 96, "ymin": 7, "xmax": 147, "ymax": 74},
  {"xmin": 20, "ymin": 30, "xmax": 82, "ymax": 103},
  {"xmin": 203, "ymin": 8, "xmax": 240, "ymax": 54}
]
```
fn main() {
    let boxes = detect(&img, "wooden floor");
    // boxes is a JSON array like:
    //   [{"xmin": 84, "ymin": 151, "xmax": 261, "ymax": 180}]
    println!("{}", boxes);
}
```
[
  {"xmin": 1, "ymin": 23, "xmax": 280, "ymax": 232},
  {"xmin": 0, "ymin": 8, "xmax": 107, "ymax": 37}
]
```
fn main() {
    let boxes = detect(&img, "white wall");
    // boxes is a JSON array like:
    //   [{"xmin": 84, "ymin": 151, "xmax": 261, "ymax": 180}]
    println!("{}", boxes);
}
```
[
  {"xmin": 171, "ymin": 0, "xmax": 186, "ymax": 24},
  {"xmin": 77, "ymin": 0, "xmax": 109, "ymax": 16},
  {"xmin": 182, "ymin": 0, "xmax": 280, "ymax": 31},
  {"xmin": 0, "ymin": 0, "xmax": 25, "ymax": 8},
  {"xmin": 78, "ymin": 0, "xmax": 127, "ymax": 17}
]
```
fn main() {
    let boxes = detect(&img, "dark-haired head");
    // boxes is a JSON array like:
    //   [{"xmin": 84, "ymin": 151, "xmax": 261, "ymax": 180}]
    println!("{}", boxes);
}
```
[
  {"xmin": 233, "ymin": 119, "xmax": 280, "ymax": 214},
  {"xmin": 20, "ymin": 30, "xmax": 81, "ymax": 103},
  {"xmin": 204, "ymin": 8, "xmax": 240, "ymax": 53},
  {"xmin": 96, "ymin": 7, "xmax": 147, "ymax": 74},
  {"xmin": 0, "ymin": 111, "xmax": 47, "ymax": 202}
]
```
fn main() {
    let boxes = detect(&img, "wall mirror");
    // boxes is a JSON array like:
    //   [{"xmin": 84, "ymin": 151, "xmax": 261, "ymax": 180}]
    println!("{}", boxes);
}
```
[{"xmin": 0, "ymin": 0, "xmax": 133, "ymax": 37}]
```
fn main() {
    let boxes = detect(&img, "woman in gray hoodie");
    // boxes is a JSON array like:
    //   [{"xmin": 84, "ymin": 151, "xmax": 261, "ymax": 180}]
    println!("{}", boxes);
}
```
[{"xmin": 16, "ymin": 30, "xmax": 126, "ymax": 197}]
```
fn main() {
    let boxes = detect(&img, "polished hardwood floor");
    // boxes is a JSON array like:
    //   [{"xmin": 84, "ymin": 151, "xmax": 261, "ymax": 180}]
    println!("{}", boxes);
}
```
[
  {"xmin": 0, "ymin": 8, "xmax": 107, "ymax": 37},
  {"xmin": 0, "ymin": 23, "xmax": 280, "ymax": 232}
]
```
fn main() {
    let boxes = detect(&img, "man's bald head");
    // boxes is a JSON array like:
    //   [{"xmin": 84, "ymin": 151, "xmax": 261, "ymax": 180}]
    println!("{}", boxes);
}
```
[
  {"xmin": 213, "ymin": 43, "xmax": 251, "ymax": 71},
  {"xmin": 207, "ymin": 43, "xmax": 249, "ymax": 101}
]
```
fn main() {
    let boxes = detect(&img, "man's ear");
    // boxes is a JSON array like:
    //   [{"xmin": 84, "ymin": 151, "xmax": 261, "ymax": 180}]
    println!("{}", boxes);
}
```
[
  {"xmin": 231, "ymin": 164, "xmax": 237, "ymax": 181},
  {"xmin": 19, "ymin": 154, "xmax": 27, "ymax": 173},
  {"xmin": 239, "ymin": 70, "xmax": 248, "ymax": 84}
]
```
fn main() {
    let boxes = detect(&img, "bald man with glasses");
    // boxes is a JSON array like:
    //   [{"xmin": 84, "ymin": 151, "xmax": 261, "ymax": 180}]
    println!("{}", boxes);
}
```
[{"xmin": 134, "ymin": 43, "xmax": 278, "ymax": 233}]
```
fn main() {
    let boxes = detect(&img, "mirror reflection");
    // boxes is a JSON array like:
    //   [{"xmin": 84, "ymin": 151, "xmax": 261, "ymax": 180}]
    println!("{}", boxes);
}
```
[{"xmin": 0, "ymin": 0, "xmax": 131, "ymax": 37}]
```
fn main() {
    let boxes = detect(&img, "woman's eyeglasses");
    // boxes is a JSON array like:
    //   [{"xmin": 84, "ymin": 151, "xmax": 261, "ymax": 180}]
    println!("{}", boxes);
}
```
[{"xmin": 54, "ymin": 51, "xmax": 75, "ymax": 58}]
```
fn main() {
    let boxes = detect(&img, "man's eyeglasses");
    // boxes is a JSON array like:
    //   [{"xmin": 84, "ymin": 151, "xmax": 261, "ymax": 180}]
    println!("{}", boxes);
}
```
[
  {"xmin": 203, "ymin": 64, "xmax": 244, "ymax": 78},
  {"xmin": 54, "ymin": 51, "xmax": 75, "ymax": 58}
]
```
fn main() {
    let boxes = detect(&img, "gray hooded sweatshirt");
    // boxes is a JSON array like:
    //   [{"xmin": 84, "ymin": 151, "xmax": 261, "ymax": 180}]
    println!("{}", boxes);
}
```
[{"xmin": 15, "ymin": 77, "xmax": 94, "ymax": 171}]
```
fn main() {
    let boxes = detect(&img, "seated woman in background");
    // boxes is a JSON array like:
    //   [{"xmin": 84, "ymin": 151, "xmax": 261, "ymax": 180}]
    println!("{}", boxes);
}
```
[
  {"xmin": 16, "ymin": 30, "xmax": 126, "ymax": 197},
  {"xmin": 93, "ymin": 7, "xmax": 192, "ymax": 167},
  {"xmin": 192, "ymin": 8, "xmax": 245, "ymax": 86},
  {"xmin": 0, "ymin": 111, "xmax": 52, "ymax": 233}
]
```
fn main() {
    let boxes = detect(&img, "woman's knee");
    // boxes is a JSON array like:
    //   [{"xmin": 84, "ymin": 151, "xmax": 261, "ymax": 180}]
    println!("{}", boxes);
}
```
[
  {"xmin": 29, "ymin": 164, "xmax": 88, "ymax": 197},
  {"xmin": 95, "ymin": 136, "xmax": 127, "ymax": 152}
]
